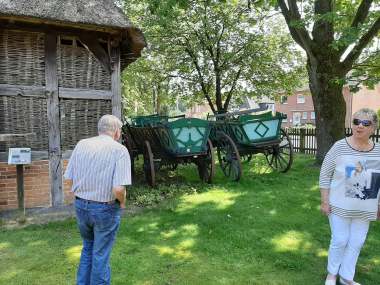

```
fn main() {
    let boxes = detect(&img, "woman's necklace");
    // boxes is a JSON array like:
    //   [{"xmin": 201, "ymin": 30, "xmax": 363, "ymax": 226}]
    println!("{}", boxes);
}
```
[{"xmin": 348, "ymin": 137, "xmax": 373, "ymax": 151}]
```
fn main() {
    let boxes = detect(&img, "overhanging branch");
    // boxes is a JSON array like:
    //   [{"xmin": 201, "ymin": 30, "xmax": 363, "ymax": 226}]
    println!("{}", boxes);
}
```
[
  {"xmin": 338, "ymin": 0, "xmax": 374, "ymax": 56},
  {"xmin": 342, "ymin": 17, "xmax": 380, "ymax": 71},
  {"xmin": 223, "ymin": 68, "xmax": 242, "ymax": 110},
  {"xmin": 184, "ymin": 45, "xmax": 216, "ymax": 113},
  {"xmin": 277, "ymin": 0, "xmax": 316, "ymax": 62}
]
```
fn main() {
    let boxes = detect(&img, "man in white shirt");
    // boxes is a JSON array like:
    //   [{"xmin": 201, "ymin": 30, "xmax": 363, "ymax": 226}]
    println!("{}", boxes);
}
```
[{"xmin": 65, "ymin": 114, "xmax": 131, "ymax": 285}]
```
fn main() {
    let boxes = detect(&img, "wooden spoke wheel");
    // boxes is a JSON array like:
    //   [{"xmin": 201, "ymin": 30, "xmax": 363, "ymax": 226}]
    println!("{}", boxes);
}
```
[
  {"xmin": 197, "ymin": 139, "xmax": 215, "ymax": 183},
  {"xmin": 130, "ymin": 155, "xmax": 136, "ymax": 180},
  {"xmin": 124, "ymin": 143, "xmax": 136, "ymax": 179},
  {"xmin": 216, "ymin": 132, "xmax": 242, "ymax": 182},
  {"xmin": 121, "ymin": 130, "xmax": 140, "ymax": 180},
  {"xmin": 143, "ymin": 140, "xmax": 156, "ymax": 187},
  {"xmin": 265, "ymin": 129, "xmax": 293, "ymax": 173}
]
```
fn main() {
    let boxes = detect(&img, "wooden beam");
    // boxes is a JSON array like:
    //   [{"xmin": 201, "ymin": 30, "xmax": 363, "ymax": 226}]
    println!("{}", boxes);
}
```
[
  {"xmin": 0, "ymin": 150, "xmax": 73, "ymax": 162},
  {"xmin": 0, "ymin": 84, "xmax": 45, "ymax": 97},
  {"xmin": 79, "ymin": 35, "xmax": 112, "ymax": 74},
  {"xmin": 0, "ymin": 84, "xmax": 112, "ymax": 100},
  {"xmin": 111, "ymin": 46, "xmax": 122, "ymax": 119},
  {"xmin": 0, "ymin": 133, "xmax": 36, "ymax": 142},
  {"xmin": 0, "ymin": 17, "xmax": 123, "ymax": 38},
  {"xmin": 45, "ymin": 32, "xmax": 63, "ymax": 207},
  {"xmin": 59, "ymin": 88, "xmax": 112, "ymax": 100},
  {"xmin": 16, "ymin": 165, "xmax": 24, "ymax": 211}
]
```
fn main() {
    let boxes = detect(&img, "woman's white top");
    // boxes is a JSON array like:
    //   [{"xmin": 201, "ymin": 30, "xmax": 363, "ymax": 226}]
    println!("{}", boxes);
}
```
[{"xmin": 320, "ymin": 138, "xmax": 380, "ymax": 221}]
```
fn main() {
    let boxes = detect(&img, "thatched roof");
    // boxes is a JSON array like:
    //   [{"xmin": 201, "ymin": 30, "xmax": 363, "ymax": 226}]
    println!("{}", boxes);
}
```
[
  {"xmin": 0, "ymin": 0, "xmax": 132, "ymax": 29},
  {"xmin": 0, "ymin": 0, "xmax": 146, "ymax": 68}
]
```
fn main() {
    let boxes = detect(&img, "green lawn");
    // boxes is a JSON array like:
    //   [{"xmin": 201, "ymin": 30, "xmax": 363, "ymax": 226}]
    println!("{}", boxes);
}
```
[{"xmin": 1, "ymin": 155, "xmax": 379, "ymax": 285}]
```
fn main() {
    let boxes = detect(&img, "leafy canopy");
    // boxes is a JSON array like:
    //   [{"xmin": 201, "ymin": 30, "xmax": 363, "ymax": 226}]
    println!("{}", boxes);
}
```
[{"xmin": 122, "ymin": 0, "xmax": 306, "ymax": 115}]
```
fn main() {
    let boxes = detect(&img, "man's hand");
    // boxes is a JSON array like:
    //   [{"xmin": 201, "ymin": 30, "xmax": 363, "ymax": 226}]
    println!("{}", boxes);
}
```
[
  {"xmin": 119, "ymin": 190, "xmax": 126, "ymax": 209},
  {"xmin": 112, "ymin": 186, "xmax": 126, "ymax": 209}
]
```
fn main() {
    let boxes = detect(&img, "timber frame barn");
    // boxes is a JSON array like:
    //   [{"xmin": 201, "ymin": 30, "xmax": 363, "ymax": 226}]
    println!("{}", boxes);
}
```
[{"xmin": 0, "ymin": 0, "xmax": 145, "ymax": 211}]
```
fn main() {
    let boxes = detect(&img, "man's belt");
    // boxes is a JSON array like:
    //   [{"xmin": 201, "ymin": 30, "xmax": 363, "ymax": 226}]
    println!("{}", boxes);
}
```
[{"xmin": 75, "ymin": 196, "xmax": 116, "ymax": 205}]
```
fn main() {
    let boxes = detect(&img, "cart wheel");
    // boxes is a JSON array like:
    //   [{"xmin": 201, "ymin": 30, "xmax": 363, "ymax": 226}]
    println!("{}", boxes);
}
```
[
  {"xmin": 124, "ymin": 144, "xmax": 136, "ymax": 179},
  {"xmin": 143, "ymin": 141, "xmax": 156, "ymax": 187},
  {"xmin": 197, "ymin": 139, "xmax": 215, "ymax": 183},
  {"xmin": 265, "ymin": 128, "xmax": 293, "ymax": 173},
  {"xmin": 216, "ymin": 132, "xmax": 242, "ymax": 182},
  {"xmin": 130, "ymin": 155, "xmax": 136, "ymax": 179}
]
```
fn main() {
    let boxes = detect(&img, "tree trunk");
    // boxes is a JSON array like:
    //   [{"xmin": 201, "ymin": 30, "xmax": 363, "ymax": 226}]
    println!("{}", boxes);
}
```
[{"xmin": 307, "ymin": 59, "xmax": 346, "ymax": 164}]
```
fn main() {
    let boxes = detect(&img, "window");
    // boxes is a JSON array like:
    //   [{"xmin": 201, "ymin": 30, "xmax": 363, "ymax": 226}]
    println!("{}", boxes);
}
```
[
  {"xmin": 302, "ymin": 112, "xmax": 308, "ymax": 119},
  {"xmin": 311, "ymin": 112, "xmax": 315, "ymax": 119},
  {"xmin": 297, "ymin": 94, "xmax": 305, "ymax": 104},
  {"xmin": 280, "ymin": 96, "xmax": 288, "ymax": 104},
  {"xmin": 293, "ymin": 112, "xmax": 301, "ymax": 126}
]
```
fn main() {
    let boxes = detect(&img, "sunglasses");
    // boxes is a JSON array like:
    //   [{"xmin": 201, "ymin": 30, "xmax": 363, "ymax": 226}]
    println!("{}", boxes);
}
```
[{"xmin": 353, "ymin": 118, "xmax": 372, "ymax": 127}]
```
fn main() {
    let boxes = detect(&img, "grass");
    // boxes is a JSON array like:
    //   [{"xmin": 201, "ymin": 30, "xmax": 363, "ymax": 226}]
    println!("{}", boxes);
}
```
[{"xmin": 0, "ymin": 154, "xmax": 379, "ymax": 285}]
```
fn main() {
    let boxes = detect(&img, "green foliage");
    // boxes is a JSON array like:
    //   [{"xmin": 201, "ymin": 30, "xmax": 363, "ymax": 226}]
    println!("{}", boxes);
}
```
[
  {"xmin": 122, "ymin": 0, "xmax": 306, "ymax": 114},
  {"xmin": 277, "ymin": 0, "xmax": 380, "ymax": 89},
  {"xmin": 128, "ymin": 183, "xmax": 202, "ymax": 207}
]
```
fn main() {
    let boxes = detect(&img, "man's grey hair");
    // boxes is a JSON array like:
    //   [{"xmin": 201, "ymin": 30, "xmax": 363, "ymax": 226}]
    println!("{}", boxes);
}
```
[
  {"xmin": 353, "ymin": 108, "xmax": 378, "ymax": 127},
  {"xmin": 98, "ymin": 115, "xmax": 123, "ymax": 134}
]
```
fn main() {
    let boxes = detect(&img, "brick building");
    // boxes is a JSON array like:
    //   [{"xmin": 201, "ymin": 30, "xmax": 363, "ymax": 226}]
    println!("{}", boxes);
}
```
[{"xmin": 275, "ymin": 85, "xmax": 380, "ymax": 128}]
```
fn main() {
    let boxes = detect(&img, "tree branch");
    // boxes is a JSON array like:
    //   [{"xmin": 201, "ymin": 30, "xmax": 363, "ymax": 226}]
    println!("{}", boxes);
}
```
[
  {"xmin": 312, "ymin": 0, "xmax": 334, "ymax": 45},
  {"xmin": 338, "ymin": 0, "xmax": 373, "ymax": 56},
  {"xmin": 184, "ymin": 45, "xmax": 216, "ymax": 113},
  {"xmin": 277, "ymin": 0, "xmax": 316, "ymax": 61},
  {"xmin": 223, "ymin": 68, "xmax": 242, "ymax": 111},
  {"xmin": 351, "ymin": 0, "xmax": 373, "ymax": 29},
  {"xmin": 342, "ymin": 17, "xmax": 380, "ymax": 71}
]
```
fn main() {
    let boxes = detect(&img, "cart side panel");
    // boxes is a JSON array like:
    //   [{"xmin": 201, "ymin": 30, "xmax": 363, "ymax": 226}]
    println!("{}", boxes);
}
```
[
  {"xmin": 131, "ymin": 114, "xmax": 168, "ymax": 127},
  {"xmin": 164, "ymin": 118, "xmax": 210, "ymax": 155},
  {"xmin": 236, "ymin": 112, "xmax": 286, "ymax": 144},
  {"xmin": 240, "ymin": 119, "xmax": 280, "ymax": 143}
]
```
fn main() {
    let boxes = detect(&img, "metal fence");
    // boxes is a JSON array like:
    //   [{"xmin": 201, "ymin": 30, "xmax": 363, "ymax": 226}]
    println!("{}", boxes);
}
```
[{"xmin": 286, "ymin": 128, "xmax": 380, "ymax": 155}]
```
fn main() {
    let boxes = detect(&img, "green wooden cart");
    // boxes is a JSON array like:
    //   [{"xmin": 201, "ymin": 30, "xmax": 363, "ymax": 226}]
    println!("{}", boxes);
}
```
[
  {"xmin": 208, "ymin": 109, "xmax": 293, "ymax": 181},
  {"xmin": 122, "ymin": 114, "xmax": 215, "ymax": 187}
]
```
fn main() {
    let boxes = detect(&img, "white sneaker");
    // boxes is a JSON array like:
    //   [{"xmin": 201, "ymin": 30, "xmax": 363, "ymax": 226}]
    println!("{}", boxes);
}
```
[
  {"xmin": 325, "ymin": 278, "xmax": 337, "ymax": 285},
  {"xmin": 339, "ymin": 278, "xmax": 361, "ymax": 285}
]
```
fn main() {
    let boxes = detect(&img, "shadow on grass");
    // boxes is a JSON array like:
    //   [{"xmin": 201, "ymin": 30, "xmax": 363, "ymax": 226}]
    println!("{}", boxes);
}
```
[{"xmin": 0, "ymin": 155, "xmax": 379, "ymax": 285}]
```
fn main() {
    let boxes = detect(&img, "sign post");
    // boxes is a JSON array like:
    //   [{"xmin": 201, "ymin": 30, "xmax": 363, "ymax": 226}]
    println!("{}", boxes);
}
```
[{"xmin": 8, "ymin": 148, "xmax": 31, "ymax": 212}]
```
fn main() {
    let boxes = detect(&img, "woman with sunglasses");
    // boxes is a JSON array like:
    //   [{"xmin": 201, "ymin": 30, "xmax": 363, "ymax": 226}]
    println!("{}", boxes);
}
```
[{"xmin": 320, "ymin": 108, "xmax": 380, "ymax": 285}]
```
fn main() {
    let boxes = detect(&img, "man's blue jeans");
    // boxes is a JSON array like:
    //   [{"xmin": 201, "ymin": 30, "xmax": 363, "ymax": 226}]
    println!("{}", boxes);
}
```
[{"xmin": 75, "ymin": 198, "xmax": 121, "ymax": 285}]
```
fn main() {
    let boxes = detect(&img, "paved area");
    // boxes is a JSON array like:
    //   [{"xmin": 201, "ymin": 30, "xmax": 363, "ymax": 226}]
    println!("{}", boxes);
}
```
[
  {"xmin": 0, "ymin": 204, "xmax": 76, "ymax": 229},
  {"xmin": 0, "ymin": 204, "xmax": 143, "ymax": 229}
]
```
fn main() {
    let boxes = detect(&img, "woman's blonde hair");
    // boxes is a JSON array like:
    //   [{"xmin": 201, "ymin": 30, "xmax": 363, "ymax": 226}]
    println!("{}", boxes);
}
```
[{"xmin": 353, "ymin": 108, "xmax": 378, "ymax": 127}]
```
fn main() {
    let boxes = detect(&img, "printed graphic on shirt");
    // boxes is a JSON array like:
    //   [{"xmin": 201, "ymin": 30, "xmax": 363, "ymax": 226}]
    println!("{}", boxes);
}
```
[{"xmin": 345, "ymin": 160, "xmax": 380, "ymax": 200}]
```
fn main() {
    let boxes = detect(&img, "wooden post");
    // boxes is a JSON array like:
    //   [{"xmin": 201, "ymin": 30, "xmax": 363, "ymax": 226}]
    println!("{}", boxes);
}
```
[
  {"xmin": 111, "ymin": 46, "xmax": 121, "ymax": 119},
  {"xmin": 16, "ymin": 165, "xmax": 24, "ymax": 210},
  {"xmin": 45, "ymin": 33, "xmax": 63, "ymax": 207},
  {"xmin": 300, "ymin": 128, "xmax": 306, "ymax": 154}
]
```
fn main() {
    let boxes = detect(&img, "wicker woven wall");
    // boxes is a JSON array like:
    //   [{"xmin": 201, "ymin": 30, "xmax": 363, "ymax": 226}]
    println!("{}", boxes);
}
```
[
  {"xmin": 0, "ymin": 29, "xmax": 114, "ymax": 155},
  {"xmin": 0, "ymin": 29, "xmax": 45, "ymax": 86},
  {"xmin": 60, "ymin": 98, "xmax": 112, "ymax": 150},
  {"xmin": 0, "ymin": 96, "xmax": 48, "ymax": 152},
  {"xmin": 57, "ymin": 40, "xmax": 111, "ymax": 91}
]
